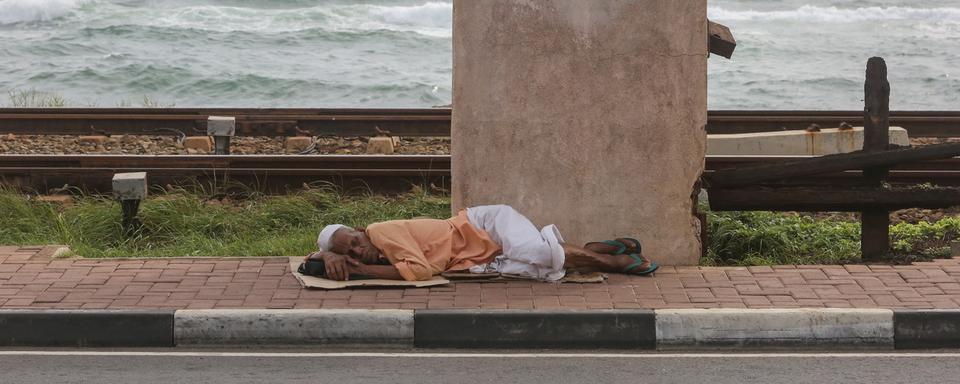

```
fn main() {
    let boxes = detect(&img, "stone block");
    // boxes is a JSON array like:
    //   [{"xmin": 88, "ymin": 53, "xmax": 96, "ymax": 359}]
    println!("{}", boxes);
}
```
[
  {"xmin": 78, "ymin": 135, "xmax": 108, "ymax": 144},
  {"xmin": 366, "ymin": 136, "xmax": 395, "ymax": 154},
  {"xmin": 1, "ymin": 133, "xmax": 15, "ymax": 141},
  {"xmin": 35, "ymin": 195, "xmax": 74, "ymax": 206},
  {"xmin": 112, "ymin": 172, "xmax": 148, "ymax": 200},
  {"xmin": 453, "ymin": 0, "xmax": 707, "ymax": 265},
  {"xmin": 708, "ymin": 126, "xmax": 911, "ymax": 156},
  {"xmin": 285, "ymin": 136, "xmax": 315, "ymax": 153},
  {"xmin": 207, "ymin": 116, "xmax": 236, "ymax": 137},
  {"xmin": 182, "ymin": 136, "xmax": 213, "ymax": 152}
]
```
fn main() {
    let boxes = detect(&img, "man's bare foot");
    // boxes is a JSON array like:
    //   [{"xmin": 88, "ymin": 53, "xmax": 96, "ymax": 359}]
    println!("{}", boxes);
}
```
[{"xmin": 583, "ymin": 238, "xmax": 641, "ymax": 255}]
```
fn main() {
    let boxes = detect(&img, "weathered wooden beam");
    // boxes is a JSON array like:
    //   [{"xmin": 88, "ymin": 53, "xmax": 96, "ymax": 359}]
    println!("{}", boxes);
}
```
[
  {"xmin": 862, "ymin": 57, "xmax": 892, "ymax": 262},
  {"xmin": 708, "ymin": 20, "xmax": 736, "ymax": 59},
  {"xmin": 703, "ymin": 142, "xmax": 960, "ymax": 189},
  {"xmin": 707, "ymin": 187, "xmax": 960, "ymax": 212}
]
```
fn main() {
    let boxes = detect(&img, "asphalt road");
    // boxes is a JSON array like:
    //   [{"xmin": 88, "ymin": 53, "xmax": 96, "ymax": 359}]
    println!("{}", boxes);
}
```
[{"xmin": 0, "ymin": 350, "xmax": 958, "ymax": 384}]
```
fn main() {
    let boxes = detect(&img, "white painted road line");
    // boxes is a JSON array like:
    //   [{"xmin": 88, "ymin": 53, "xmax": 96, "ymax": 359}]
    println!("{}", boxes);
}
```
[{"xmin": 0, "ymin": 351, "xmax": 959, "ymax": 358}]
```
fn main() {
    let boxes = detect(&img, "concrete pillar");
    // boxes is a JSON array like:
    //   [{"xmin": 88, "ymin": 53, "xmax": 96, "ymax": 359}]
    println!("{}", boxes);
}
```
[{"xmin": 452, "ymin": 0, "xmax": 708, "ymax": 265}]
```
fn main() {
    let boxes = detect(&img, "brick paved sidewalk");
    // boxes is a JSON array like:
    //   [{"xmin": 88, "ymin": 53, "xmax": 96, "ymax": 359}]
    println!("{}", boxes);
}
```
[{"xmin": 2, "ymin": 246, "xmax": 960, "ymax": 310}]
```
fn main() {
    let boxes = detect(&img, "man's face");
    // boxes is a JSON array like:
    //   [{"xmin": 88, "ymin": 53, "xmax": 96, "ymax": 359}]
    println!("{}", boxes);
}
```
[{"xmin": 329, "ymin": 228, "xmax": 382, "ymax": 264}]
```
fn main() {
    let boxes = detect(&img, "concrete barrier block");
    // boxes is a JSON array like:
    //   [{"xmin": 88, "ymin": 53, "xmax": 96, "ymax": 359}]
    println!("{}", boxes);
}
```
[
  {"xmin": 366, "ymin": 136, "xmax": 395, "ymax": 154},
  {"xmin": 174, "ymin": 309, "xmax": 413, "ymax": 346},
  {"xmin": 0, "ymin": 310, "xmax": 174, "ymax": 347},
  {"xmin": 285, "ymin": 136, "xmax": 314, "ymax": 153},
  {"xmin": 78, "ymin": 135, "xmax": 108, "ymax": 144},
  {"xmin": 112, "ymin": 172, "xmax": 147, "ymax": 200},
  {"xmin": 182, "ymin": 136, "xmax": 213, "ymax": 152},
  {"xmin": 207, "ymin": 116, "xmax": 236, "ymax": 137},
  {"xmin": 415, "ymin": 310, "xmax": 656, "ymax": 349},
  {"xmin": 894, "ymin": 310, "xmax": 960, "ymax": 349},
  {"xmin": 656, "ymin": 308, "xmax": 894, "ymax": 349},
  {"xmin": 707, "ymin": 126, "xmax": 910, "ymax": 156},
  {"xmin": 35, "ymin": 195, "xmax": 74, "ymax": 206}
]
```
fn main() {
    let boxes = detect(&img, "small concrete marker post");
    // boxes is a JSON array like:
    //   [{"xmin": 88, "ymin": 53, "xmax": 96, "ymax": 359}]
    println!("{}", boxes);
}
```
[
  {"xmin": 112, "ymin": 172, "xmax": 147, "ymax": 235},
  {"xmin": 207, "ymin": 116, "xmax": 236, "ymax": 155}
]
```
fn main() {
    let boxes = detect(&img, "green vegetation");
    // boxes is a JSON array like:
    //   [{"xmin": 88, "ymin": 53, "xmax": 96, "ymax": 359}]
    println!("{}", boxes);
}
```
[
  {"xmin": 1, "ymin": 187, "xmax": 957, "ymax": 264},
  {"xmin": 8, "ymin": 88, "xmax": 69, "ymax": 107},
  {"xmin": 4, "ymin": 88, "xmax": 176, "ymax": 108},
  {"xmin": 0, "ymin": 186, "xmax": 448, "ymax": 258},
  {"xmin": 703, "ymin": 210, "xmax": 960, "ymax": 266}
]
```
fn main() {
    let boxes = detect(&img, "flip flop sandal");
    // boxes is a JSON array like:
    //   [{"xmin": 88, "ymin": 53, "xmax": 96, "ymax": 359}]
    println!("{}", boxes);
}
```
[
  {"xmin": 623, "ymin": 253, "xmax": 659, "ymax": 276},
  {"xmin": 584, "ymin": 240, "xmax": 627, "ymax": 255}
]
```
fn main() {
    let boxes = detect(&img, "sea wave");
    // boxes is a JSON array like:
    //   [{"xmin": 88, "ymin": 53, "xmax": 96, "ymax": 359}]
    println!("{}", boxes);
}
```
[
  {"xmin": 369, "ymin": 1, "xmax": 451, "ymax": 29},
  {"xmin": 0, "ymin": 0, "xmax": 85, "ymax": 24},
  {"xmin": 708, "ymin": 5, "xmax": 960, "ymax": 23},
  {"xmin": 145, "ymin": 1, "xmax": 453, "ymax": 37}
]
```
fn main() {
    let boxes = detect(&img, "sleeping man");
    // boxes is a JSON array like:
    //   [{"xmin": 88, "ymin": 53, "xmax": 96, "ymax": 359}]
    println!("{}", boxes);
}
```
[{"xmin": 305, "ymin": 205, "xmax": 658, "ymax": 282}]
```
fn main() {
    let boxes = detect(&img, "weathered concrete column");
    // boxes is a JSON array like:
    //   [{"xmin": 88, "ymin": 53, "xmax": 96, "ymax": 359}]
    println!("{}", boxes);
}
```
[{"xmin": 452, "ymin": 0, "xmax": 708, "ymax": 265}]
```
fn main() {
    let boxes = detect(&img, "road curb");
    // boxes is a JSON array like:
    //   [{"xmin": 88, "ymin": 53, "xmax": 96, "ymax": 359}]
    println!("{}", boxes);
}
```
[
  {"xmin": 415, "ymin": 309, "xmax": 656, "ymax": 349},
  {"xmin": 1, "ymin": 308, "xmax": 959, "ymax": 349},
  {"xmin": 174, "ymin": 309, "xmax": 414, "ymax": 346},
  {"xmin": 894, "ymin": 309, "xmax": 960, "ymax": 349},
  {"xmin": 0, "ymin": 310, "xmax": 174, "ymax": 347},
  {"xmin": 656, "ymin": 308, "xmax": 894, "ymax": 349}
]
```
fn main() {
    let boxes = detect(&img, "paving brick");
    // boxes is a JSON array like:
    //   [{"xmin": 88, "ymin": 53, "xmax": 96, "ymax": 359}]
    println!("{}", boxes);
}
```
[{"xmin": 3, "ymin": 246, "xmax": 960, "ymax": 310}]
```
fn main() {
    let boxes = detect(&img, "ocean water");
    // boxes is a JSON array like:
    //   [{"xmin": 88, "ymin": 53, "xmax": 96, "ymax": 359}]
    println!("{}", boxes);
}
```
[{"xmin": 0, "ymin": 0, "xmax": 957, "ymax": 109}]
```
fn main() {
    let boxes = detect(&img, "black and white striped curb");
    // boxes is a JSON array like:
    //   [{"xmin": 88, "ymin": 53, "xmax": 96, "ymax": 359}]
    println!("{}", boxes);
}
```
[{"xmin": 0, "ymin": 309, "xmax": 958, "ymax": 349}]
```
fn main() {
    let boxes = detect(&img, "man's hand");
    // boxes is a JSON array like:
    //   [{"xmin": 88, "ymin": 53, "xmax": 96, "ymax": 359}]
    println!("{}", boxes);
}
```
[{"xmin": 304, "ymin": 251, "xmax": 361, "ymax": 281}]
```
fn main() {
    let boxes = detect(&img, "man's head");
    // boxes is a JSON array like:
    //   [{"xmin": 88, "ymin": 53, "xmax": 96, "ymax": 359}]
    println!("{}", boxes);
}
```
[{"xmin": 317, "ymin": 224, "xmax": 382, "ymax": 264}]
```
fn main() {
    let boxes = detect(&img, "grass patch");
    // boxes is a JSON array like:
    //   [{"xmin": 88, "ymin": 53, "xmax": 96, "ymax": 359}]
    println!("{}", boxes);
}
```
[
  {"xmin": 1, "ymin": 187, "xmax": 957, "ymax": 264},
  {"xmin": 0, "ymin": 187, "xmax": 449, "ymax": 258},
  {"xmin": 703, "ymin": 210, "xmax": 960, "ymax": 266},
  {"xmin": 7, "ymin": 88, "xmax": 69, "ymax": 107}
]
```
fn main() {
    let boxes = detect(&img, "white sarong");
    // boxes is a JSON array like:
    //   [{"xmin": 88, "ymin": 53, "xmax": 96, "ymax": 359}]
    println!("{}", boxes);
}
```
[{"xmin": 465, "ymin": 205, "xmax": 566, "ymax": 281}]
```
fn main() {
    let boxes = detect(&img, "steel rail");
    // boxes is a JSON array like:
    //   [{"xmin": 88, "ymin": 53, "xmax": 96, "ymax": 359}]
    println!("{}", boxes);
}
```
[
  {"xmin": 1, "ymin": 109, "xmax": 959, "ymax": 137},
  {"xmin": 1, "ymin": 154, "xmax": 958, "ymax": 193}
]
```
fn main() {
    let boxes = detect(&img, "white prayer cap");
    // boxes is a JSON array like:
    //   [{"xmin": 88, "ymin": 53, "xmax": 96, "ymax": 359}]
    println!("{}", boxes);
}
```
[{"xmin": 317, "ymin": 224, "xmax": 349, "ymax": 252}]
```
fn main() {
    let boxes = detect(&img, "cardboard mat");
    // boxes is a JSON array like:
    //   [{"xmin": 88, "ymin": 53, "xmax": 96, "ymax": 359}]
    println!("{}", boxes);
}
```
[
  {"xmin": 288, "ymin": 258, "xmax": 450, "ymax": 289},
  {"xmin": 289, "ymin": 258, "xmax": 607, "ymax": 289}
]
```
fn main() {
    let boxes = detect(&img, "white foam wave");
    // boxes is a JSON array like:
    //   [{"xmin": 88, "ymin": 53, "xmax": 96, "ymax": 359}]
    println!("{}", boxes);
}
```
[
  {"xmin": 369, "ymin": 2, "xmax": 451, "ymax": 29},
  {"xmin": 708, "ymin": 5, "xmax": 960, "ymax": 23},
  {"xmin": 136, "ymin": 1, "xmax": 452, "ymax": 37},
  {"xmin": 0, "ymin": 0, "xmax": 83, "ymax": 24}
]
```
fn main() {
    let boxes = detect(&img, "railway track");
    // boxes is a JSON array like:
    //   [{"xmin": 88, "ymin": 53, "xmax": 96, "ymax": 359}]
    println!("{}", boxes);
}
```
[
  {"xmin": 1, "ymin": 109, "xmax": 959, "ymax": 137},
  {"xmin": 2, "ymin": 154, "xmax": 958, "ymax": 194},
  {"xmin": 1, "ymin": 109, "xmax": 958, "ymax": 193}
]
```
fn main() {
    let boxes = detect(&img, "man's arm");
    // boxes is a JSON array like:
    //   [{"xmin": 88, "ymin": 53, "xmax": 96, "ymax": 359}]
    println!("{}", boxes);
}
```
[
  {"xmin": 350, "ymin": 263, "xmax": 404, "ymax": 280},
  {"xmin": 304, "ymin": 250, "xmax": 405, "ymax": 281}
]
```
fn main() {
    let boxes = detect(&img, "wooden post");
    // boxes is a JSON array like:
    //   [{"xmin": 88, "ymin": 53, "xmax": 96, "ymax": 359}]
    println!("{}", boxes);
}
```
[{"xmin": 862, "ymin": 57, "xmax": 891, "ymax": 261}]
